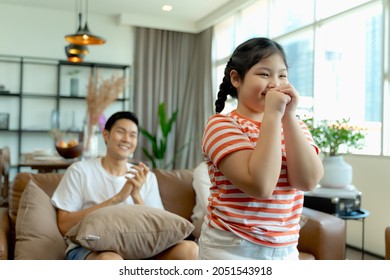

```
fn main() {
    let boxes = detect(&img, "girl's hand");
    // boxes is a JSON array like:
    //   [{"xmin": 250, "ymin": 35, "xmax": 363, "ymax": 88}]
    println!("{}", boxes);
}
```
[
  {"xmin": 265, "ymin": 88, "xmax": 292, "ymax": 117},
  {"xmin": 275, "ymin": 84, "xmax": 299, "ymax": 118}
]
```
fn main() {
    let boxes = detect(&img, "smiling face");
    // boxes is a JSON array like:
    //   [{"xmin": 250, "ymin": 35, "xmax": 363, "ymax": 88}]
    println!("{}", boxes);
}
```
[
  {"xmin": 103, "ymin": 118, "xmax": 138, "ymax": 161},
  {"xmin": 231, "ymin": 53, "xmax": 288, "ymax": 119}
]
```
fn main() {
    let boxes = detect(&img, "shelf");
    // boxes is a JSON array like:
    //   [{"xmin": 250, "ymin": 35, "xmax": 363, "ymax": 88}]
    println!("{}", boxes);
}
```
[
  {"xmin": 20, "ymin": 129, "xmax": 52, "ymax": 133},
  {"xmin": 21, "ymin": 93, "xmax": 57, "ymax": 98},
  {"xmin": 0, "ymin": 129, "xmax": 19, "ymax": 133},
  {"xmin": 58, "ymin": 60, "xmax": 129, "ymax": 70},
  {"xmin": 0, "ymin": 54, "xmax": 131, "ymax": 172},
  {"xmin": 0, "ymin": 92, "xmax": 19, "ymax": 97}
]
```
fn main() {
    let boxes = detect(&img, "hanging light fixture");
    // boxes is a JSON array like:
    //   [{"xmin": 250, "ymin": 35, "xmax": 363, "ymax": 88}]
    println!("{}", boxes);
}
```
[
  {"xmin": 65, "ymin": 44, "xmax": 89, "ymax": 63},
  {"xmin": 65, "ymin": 0, "xmax": 106, "ymax": 45}
]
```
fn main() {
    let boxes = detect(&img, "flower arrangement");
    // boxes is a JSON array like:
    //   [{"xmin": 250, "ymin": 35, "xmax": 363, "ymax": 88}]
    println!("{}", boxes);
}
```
[
  {"xmin": 304, "ymin": 117, "xmax": 366, "ymax": 156},
  {"xmin": 85, "ymin": 72, "xmax": 125, "ymax": 151}
]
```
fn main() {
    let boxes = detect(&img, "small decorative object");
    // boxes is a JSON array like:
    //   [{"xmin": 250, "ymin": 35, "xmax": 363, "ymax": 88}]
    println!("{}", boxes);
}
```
[
  {"xmin": 67, "ymin": 70, "xmax": 81, "ymax": 97},
  {"xmin": 84, "ymin": 71, "xmax": 125, "ymax": 159},
  {"xmin": 97, "ymin": 114, "xmax": 107, "ymax": 132},
  {"xmin": 56, "ymin": 141, "xmax": 83, "ymax": 159},
  {"xmin": 0, "ymin": 113, "xmax": 10, "ymax": 130},
  {"xmin": 82, "ymin": 122, "xmax": 99, "ymax": 159},
  {"xmin": 51, "ymin": 129, "xmax": 82, "ymax": 159},
  {"xmin": 70, "ymin": 77, "xmax": 79, "ymax": 97},
  {"xmin": 319, "ymin": 155, "xmax": 353, "ymax": 188},
  {"xmin": 304, "ymin": 117, "xmax": 366, "ymax": 188},
  {"xmin": 50, "ymin": 109, "xmax": 59, "ymax": 129}
]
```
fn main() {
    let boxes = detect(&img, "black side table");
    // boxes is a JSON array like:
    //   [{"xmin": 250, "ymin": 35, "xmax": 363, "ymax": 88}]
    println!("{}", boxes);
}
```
[{"xmin": 338, "ymin": 209, "xmax": 370, "ymax": 260}]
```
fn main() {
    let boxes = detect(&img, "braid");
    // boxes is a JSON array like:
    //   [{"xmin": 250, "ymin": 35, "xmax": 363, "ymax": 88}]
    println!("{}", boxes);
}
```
[
  {"xmin": 215, "ymin": 61, "xmax": 237, "ymax": 113},
  {"xmin": 215, "ymin": 88, "xmax": 227, "ymax": 113}
]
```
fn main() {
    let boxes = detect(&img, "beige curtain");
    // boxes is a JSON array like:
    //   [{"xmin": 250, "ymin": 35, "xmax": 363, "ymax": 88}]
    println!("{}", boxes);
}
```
[{"xmin": 133, "ymin": 27, "xmax": 214, "ymax": 169}]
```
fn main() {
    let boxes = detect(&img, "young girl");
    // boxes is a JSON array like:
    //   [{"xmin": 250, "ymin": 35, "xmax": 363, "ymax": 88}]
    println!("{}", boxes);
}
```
[{"xmin": 199, "ymin": 37, "xmax": 324, "ymax": 260}]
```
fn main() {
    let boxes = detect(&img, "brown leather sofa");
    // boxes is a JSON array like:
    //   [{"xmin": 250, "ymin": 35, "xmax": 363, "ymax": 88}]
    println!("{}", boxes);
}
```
[{"xmin": 0, "ymin": 169, "xmax": 346, "ymax": 260}]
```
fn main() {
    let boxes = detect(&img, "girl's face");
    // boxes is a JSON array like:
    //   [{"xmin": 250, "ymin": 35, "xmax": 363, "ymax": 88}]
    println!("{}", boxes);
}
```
[{"xmin": 231, "ymin": 53, "xmax": 288, "ymax": 117}]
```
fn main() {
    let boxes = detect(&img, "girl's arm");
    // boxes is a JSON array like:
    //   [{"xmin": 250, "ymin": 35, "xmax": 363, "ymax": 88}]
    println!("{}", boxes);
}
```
[
  {"xmin": 282, "ymin": 115, "xmax": 324, "ymax": 191},
  {"xmin": 218, "ymin": 90, "xmax": 291, "ymax": 199},
  {"xmin": 280, "ymin": 84, "xmax": 323, "ymax": 191}
]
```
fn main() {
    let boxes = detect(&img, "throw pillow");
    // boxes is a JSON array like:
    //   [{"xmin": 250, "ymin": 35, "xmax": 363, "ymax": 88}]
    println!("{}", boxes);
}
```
[
  {"xmin": 66, "ymin": 204, "xmax": 195, "ymax": 259},
  {"xmin": 300, "ymin": 214, "xmax": 309, "ymax": 229},
  {"xmin": 191, "ymin": 161, "xmax": 211, "ymax": 239},
  {"xmin": 14, "ymin": 179, "xmax": 67, "ymax": 259}
]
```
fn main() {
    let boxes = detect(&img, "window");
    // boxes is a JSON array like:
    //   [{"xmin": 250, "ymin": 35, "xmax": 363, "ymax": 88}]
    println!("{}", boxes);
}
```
[{"xmin": 213, "ymin": 0, "xmax": 388, "ymax": 156}]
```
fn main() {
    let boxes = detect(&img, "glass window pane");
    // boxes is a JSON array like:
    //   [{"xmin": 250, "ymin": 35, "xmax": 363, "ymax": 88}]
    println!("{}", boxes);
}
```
[
  {"xmin": 214, "ymin": 16, "xmax": 236, "ymax": 60},
  {"xmin": 279, "ymin": 30, "xmax": 314, "ymax": 117},
  {"xmin": 236, "ymin": 0, "xmax": 269, "ymax": 43},
  {"xmin": 269, "ymin": 0, "xmax": 315, "ymax": 37},
  {"xmin": 314, "ymin": 4, "xmax": 382, "ymax": 155},
  {"xmin": 316, "ymin": 0, "xmax": 371, "ymax": 20}
]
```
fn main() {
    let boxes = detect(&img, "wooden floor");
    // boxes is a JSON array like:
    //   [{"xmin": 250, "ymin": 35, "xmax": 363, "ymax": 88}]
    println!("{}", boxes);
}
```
[{"xmin": 346, "ymin": 246, "xmax": 384, "ymax": 260}]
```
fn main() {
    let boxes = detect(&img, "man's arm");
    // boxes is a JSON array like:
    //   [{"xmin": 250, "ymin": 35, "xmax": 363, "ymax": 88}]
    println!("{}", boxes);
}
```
[
  {"xmin": 56, "ymin": 198, "xmax": 118, "ymax": 236},
  {"xmin": 56, "ymin": 162, "xmax": 150, "ymax": 235}
]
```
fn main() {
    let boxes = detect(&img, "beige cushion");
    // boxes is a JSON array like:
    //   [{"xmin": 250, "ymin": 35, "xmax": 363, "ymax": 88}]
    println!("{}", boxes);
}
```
[
  {"xmin": 66, "ymin": 204, "xmax": 195, "ymax": 259},
  {"xmin": 14, "ymin": 180, "xmax": 67, "ymax": 259}
]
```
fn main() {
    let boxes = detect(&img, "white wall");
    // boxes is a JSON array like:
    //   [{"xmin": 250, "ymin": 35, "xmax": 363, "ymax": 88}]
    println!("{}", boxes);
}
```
[
  {"xmin": 345, "ymin": 155, "xmax": 390, "ymax": 258},
  {"xmin": 0, "ymin": 4, "xmax": 134, "ymax": 64}
]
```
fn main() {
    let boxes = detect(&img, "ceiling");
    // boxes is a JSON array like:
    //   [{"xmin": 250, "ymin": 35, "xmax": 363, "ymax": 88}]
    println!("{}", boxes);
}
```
[{"xmin": 0, "ymin": 0, "xmax": 253, "ymax": 33}]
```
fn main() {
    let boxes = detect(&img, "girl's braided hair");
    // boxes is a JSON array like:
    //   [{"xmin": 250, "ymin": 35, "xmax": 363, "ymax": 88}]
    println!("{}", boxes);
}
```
[{"xmin": 215, "ymin": 37, "xmax": 288, "ymax": 113}]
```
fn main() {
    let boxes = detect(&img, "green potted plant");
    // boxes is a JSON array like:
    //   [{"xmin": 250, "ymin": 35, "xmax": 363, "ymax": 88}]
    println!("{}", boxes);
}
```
[
  {"xmin": 304, "ymin": 117, "xmax": 366, "ymax": 188},
  {"xmin": 304, "ymin": 117, "xmax": 366, "ymax": 156},
  {"xmin": 140, "ymin": 102, "xmax": 178, "ymax": 169}
]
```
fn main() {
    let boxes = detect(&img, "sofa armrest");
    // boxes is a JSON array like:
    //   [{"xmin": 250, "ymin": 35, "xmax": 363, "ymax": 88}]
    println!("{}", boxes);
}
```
[
  {"xmin": 298, "ymin": 207, "xmax": 346, "ymax": 260},
  {"xmin": 0, "ymin": 207, "xmax": 9, "ymax": 260},
  {"xmin": 385, "ymin": 225, "xmax": 390, "ymax": 260}
]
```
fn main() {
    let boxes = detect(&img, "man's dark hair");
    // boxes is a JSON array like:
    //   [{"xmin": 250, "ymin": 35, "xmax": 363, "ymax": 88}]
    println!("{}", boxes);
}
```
[{"xmin": 104, "ymin": 111, "xmax": 139, "ymax": 131}]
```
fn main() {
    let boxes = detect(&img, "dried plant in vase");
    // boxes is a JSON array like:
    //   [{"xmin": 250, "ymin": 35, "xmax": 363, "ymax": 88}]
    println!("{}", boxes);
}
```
[{"xmin": 85, "ymin": 72, "xmax": 125, "ymax": 155}]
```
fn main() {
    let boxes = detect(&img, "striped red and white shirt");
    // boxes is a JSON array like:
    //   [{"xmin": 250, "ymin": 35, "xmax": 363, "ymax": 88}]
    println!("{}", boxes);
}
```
[{"xmin": 202, "ymin": 110, "xmax": 318, "ymax": 247}]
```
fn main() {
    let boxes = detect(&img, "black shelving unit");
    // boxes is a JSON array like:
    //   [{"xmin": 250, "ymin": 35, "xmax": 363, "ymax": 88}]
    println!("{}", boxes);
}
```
[{"xmin": 0, "ymin": 55, "xmax": 131, "ymax": 175}]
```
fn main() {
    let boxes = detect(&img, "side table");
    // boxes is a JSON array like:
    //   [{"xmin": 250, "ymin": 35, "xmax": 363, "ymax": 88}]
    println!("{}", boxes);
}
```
[{"xmin": 338, "ymin": 209, "xmax": 370, "ymax": 260}]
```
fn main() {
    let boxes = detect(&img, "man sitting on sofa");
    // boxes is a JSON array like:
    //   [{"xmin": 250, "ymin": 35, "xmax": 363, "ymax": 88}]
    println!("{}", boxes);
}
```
[{"xmin": 51, "ymin": 111, "xmax": 198, "ymax": 260}]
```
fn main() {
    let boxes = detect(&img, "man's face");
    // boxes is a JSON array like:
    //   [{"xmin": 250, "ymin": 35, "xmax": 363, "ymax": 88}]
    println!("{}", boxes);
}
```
[{"xmin": 103, "ymin": 119, "xmax": 138, "ymax": 160}]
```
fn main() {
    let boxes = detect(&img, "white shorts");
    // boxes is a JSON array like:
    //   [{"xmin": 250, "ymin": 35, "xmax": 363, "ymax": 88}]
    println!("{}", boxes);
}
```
[{"xmin": 198, "ymin": 223, "xmax": 299, "ymax": 260}]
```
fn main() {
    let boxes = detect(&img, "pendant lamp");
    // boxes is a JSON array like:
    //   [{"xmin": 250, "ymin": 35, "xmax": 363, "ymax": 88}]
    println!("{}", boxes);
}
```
[
  {"xmin": 65, "ymin": 44, "xmax": 89, "ymax": 63},
  {"xmin": 65, "ymin": 0, "xmax": 106, "ymax": 45}
]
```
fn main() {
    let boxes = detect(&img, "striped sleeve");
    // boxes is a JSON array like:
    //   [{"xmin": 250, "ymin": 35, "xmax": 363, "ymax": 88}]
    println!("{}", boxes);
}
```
[
  {"xmin": 202, "ymin": 114, "xmax": 254, "ymax": 167},
  {"xmin": 298, "ymin": 119, "xmax": 319, "ymax": 154}
]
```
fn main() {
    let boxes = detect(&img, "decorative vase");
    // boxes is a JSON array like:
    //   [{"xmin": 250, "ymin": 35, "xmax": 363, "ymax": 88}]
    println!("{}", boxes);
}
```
[
  {"xmin": 319, "ymin": 155, "xmax": 353, "ymax": 188},
  {"xmin": 70, "ymin": 78, "xmax": 79, "ymax": 97},
  {"xmin": 82, "ymin": 123, "xmax": 98, "ymax": 159}
]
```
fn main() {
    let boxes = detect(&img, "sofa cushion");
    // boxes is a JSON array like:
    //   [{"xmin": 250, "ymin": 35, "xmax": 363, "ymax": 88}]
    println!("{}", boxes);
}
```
[
  {"xmin": 10, "ymin": 172, "xmax": 63, "ymax": 232},
  {"xmin": 66, "ymin": 204, "xmax": 195, "ymax": 259},
  {"xmin": 154, "ymin": 169, "xmax": 195, "ymax": 221},
  {"xmin": 14, "ymin": 179, "xmax": 67, "ymax": 259}
]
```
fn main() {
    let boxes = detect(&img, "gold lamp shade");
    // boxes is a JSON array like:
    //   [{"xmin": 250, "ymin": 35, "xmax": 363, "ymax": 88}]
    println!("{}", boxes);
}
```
[
  {"xmin": 65, "ymin": 22, "xmax": 105, "ymax": 45},
  {"xmin": 65, "ymin": 44, "xmax": 89, "ymax": 63},
  {"xmin": 65, "ymin": 0, "xmax": 105, "ymax": 46}
]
